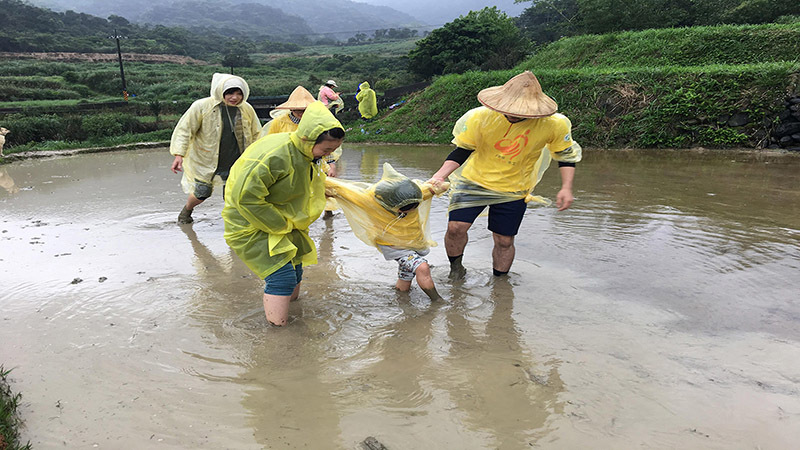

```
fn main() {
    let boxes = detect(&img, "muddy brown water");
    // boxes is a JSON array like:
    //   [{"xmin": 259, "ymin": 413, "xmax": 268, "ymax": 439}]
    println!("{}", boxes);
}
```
[{"xmin": 1, "ymin": 146, "xmax": 799, "ymax": 449}]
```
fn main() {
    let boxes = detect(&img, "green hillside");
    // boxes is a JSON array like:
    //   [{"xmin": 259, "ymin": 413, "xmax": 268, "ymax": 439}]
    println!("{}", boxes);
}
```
[
  {"xmin": 517, "ymin": 23, "xmax": 800, "ymax": 70},
  {"xmin": 352, "ymin": 22, "xmax": 800, "ymax": 149}
]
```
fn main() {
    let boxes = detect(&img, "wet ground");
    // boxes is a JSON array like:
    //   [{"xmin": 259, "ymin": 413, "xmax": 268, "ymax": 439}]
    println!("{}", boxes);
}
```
[{"xmin": 1, "ymin": 146, "xmax": 799, "ymax": 449}]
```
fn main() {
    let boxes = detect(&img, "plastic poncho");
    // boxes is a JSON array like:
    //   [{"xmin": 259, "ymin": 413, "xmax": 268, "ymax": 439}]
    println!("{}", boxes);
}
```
[
  {"xmin": 259, "ymin": 110, "xmax": 299, "ymax": 138},
  {"xmin": 259, "ymin": 110, "xmax": 343, "ymax": 213},
  {"xmin": 170, "ymin": 73, "xmax": 261, "ymax": 193},
  {"xmin": 356, "ymin": 82, "xmax": 378, "ymax": 119},
  {"xmin": 325, "ymin": 163, "xmax": 448, "ymax": 252},
  {"xmin": 447, "ymin": 106, "xmax": 582, "ymax": 211},
  {"xmin": 222, "ymin": 101, "xmax": 343, "ymax": 279}
]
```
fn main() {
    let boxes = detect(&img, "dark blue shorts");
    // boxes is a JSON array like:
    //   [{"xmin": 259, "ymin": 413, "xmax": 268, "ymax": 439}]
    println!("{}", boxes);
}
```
[
  {"xmin": 448, "ymin": 199, "xmax": 527, "ymax": 236},
  {"xmin": 264, "ymin": 263, "xmax": 303, "ymax": 296}
]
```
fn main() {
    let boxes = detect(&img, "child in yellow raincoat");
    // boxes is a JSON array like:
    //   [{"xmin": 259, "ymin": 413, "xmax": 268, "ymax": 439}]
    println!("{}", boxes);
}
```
[
  {"xmin": 222, "ymin": 101, "xmax": 345, "ymax": 326},
  {"xmin": 324, "ymin": 163, "xmax": 448, "ymax": 301}
]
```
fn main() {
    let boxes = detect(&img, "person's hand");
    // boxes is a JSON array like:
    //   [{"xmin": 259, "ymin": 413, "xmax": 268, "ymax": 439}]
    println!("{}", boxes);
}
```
[
  {"xmin": 556, "ymin": 188, "xmax": 574, "ymax": 211},
  {"xmin": 426, "ymin": 180, "xmax": 450, "ymax": 195},
  {"xmin": 326, "ymin": 163, "xmax": 337, "ymax": 178},
  {"xmin": 426, "ymin": 176, "xmax": 447, "ymax": 190},
  {"xmin": 171, "ymin": 155, "xmax": 183, "ymax": 174}
]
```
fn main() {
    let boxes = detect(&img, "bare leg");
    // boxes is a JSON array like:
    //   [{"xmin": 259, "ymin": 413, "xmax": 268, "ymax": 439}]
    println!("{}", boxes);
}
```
[
  {"xmin": 289, "ymin": 283, "xmax": 301, "ymax": 302},
  {"xmin": 414, "ymin": 263, "xmax": 441, "ymax": 300},
  {"xmin": 445, "ymin": 221, "xmax": 472, "ymax": 279},
  {"xmin": 178, "ymin": 194, "xmax": 204, "ymax": 223},
  {"xmin": 263, "ymin": 293, "xmax": 291, "ymax": 326},
  {"xmin": 491, "ymin": 233, "xmax": 516, "ymax": 274},
  {"xmin": 395, "ymin": 279, "xmax": 412, "ymax": 291}
]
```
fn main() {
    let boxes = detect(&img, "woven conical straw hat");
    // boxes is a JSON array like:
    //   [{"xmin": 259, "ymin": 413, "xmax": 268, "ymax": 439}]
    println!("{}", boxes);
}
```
[
  {"xmin": 274, "ymin": 86, "xmax": 316, "ymax": 110},
  {"xmin": 477, "ymin": 71, "xmax": 558, "ymax": 118}
]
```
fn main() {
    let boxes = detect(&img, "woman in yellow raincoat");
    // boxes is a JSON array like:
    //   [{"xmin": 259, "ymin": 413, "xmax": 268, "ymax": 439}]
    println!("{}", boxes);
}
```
[
  {"xmin": 262, "ymin": 85, "xmax": 343, "ymax": 217},
  {"xmin": 170, "ymin": 73, "xmax": 261, "ymax": 224},
  {"xmin": 355, "ymin": 81, "xmax": 377, "ymax": 120},
  {"xmin": 222, "ymin": 101, "xmax": 345, "ymax": 326}
]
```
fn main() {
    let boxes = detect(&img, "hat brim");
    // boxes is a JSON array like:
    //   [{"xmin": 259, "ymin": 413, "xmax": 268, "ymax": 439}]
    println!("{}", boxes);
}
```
[{"xmin": 476, "ymin": 71, "xmax": 559, "ymax": 118}]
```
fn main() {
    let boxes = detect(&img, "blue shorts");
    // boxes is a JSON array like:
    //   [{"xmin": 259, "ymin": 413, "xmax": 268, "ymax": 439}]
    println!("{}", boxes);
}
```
[
  {"xmin": 264, "ymin": 263, "xmax": 303, "ymax": 296},
  {"xmin": 448, "ymin": 199, "xmax": 527, "ymax": 236}
]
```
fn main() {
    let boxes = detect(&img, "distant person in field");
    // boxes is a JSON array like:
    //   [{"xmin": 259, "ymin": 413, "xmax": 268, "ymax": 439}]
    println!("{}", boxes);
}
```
[
  {"xmin": 318, "ymin": 79, "xmax": 343, "ymax": 116},
  {"xmin": 169, "ymin": 73, "xmax": 261, "ymax": 224},
  {"xmin": 355, "ymin": 81, "xmax": 378, "ymax": 120},
  {"xmin": 0, "ymin": 127, "xmax": 9, "ymax": 157},
  {"xmin": 427, "ymin": 71, "xmax": 582, "ymax": 279}
]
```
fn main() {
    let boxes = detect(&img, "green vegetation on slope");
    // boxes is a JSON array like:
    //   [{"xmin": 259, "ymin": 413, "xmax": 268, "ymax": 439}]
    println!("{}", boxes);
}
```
[
  {"xmin": 352, "ymin": 22, "xmax": 800, "ymax": 149},
  {"xmin": 518, "ymin": 22, "xmax": 800, "ymax": 70}
]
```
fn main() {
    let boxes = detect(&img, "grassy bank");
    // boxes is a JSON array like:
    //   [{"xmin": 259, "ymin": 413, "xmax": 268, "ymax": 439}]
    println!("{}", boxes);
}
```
[
  {"xmin": 520, "ymin": 22, "xmax": 800, "ymax": 70},
  {"xmin": 350, "ymin": 22, "xmax": 800, "ymax": 149},
  {"xmin": 0, "ymin": 367, "xmax": 30, "ymax": 450}
]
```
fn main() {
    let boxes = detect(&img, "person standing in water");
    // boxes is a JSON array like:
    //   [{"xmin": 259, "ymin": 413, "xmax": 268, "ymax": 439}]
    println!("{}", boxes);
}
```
[
  {"xmin": 263, "ymin": 85, "xmax": 343, "ymax": 217},
  {"xmin": 428, "ymin": 71, "xmax": 582, "ymax": 278},
  {"xmin": 222, "ymin": 101, "xmax": 345, "ymax": 326},
  {"xmin": 170, "ymin": 73, "xmax": 261, "ymax": 224}
]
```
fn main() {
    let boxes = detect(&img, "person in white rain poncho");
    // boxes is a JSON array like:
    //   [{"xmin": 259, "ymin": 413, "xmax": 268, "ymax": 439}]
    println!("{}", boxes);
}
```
[
  {"xmin": 170, "ymin": 73, "xmax": 261, "ymax": 224},
  {"xmin": 428, "ymin": 71, "xmax": 582, "ymax": 279},
  {"xmin": 325, "ymin": 163, "xmax": 449, "ymax": 301}
]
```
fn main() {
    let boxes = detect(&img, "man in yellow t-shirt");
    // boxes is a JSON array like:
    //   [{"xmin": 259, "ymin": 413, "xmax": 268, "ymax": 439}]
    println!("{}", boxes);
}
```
[{"xmin": 428, "ymin": 71, "xmax": 582, "ymax": 279}]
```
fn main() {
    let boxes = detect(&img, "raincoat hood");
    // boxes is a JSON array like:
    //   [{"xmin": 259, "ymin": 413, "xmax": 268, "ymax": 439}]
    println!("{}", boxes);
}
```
[
  {"xmin": 359, "ymin": 81, "xmax": 370, "ymax": 90},
  {"xmin": 210, "ymin": 73, "xmax": 250, "ymax": 103},
  {"xmin": 373, "ymin": 164, "xmax": 423, "ymax": 214},
  {"xmin": 289, "ymin": 101, "xmax": 343, "ymax": 159}
]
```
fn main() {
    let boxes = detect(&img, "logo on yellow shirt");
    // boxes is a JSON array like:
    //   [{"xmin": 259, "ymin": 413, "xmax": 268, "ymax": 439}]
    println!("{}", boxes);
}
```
[{"xmin": 493, "ymin": 130, "xmax": 530, "ymax": 160}]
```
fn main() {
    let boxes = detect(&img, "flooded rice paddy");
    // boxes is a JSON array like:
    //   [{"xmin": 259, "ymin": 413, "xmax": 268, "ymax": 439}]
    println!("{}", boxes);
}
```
[{"xmin": 1, "ymin": 145, "xmax": 799, "ymax": 449}]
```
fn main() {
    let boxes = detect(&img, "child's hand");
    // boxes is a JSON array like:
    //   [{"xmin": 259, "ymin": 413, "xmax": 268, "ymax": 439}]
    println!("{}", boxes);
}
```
[
  {"xmin": 425, "ymin": 180, "xmax": 450, "ymax": 195},
  {"xmin": 324, "ymin": 186, "xmax": 337, "ymax": 197}
]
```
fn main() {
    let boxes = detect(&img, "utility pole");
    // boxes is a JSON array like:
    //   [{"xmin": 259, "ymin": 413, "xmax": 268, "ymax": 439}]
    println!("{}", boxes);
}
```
[{"xmin": 110, "ymin": 29, "xmax": 128, "ymax": 101}]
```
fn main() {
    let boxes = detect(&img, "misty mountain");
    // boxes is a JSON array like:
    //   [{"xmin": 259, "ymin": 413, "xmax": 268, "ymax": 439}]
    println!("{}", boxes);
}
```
[
  {"xmin": 29, "ymin": 0, "xmax": 421, "ymax": 38},
  {"xmin": 358, "ymin": 0, "xmax": 527, "ymax": 25}
]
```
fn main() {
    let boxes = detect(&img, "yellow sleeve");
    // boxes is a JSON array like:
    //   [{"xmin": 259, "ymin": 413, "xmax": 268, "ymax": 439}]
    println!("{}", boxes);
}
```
[
  {"xmin": 324, "ymin": 177, "xmax": 372, "ymax": 209},
  {"xmin": 169, "ymin": 100, "xmax": 204, "ymax": 157},
  {"xmin": 547, "ymin": 114, "xmax": 582, "ymax": 163},
  {"xmin": 451, "ymin": 107, "xmax": 484, "ymax": 150}
]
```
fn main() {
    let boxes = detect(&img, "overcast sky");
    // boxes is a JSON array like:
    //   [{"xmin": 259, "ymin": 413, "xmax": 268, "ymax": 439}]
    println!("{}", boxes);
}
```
[{"xmin": 356, "ymin": 0, "xmax": 528, "ymax": 25}]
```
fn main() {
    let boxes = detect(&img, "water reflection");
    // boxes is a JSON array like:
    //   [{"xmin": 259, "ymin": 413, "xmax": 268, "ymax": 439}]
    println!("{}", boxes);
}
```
[
  {"xmin": 0, "ymin": 166, "xmax": 19, "ymax": 195},
  {"xmin": 343, "ymin": 276, "xmax": 563, "ymax": 448},
  {"xmin": 180, "ymin": 222, "xmax": 348, "ymax": 448},
  {"xmin": 438, "ymin": 277, "xmax": 563, "ymax": 447}
]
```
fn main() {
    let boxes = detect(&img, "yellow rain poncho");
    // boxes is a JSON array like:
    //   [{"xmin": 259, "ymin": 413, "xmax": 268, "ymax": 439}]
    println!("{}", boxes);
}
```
[
  {"xmin": 260, "ymin": 109, "xmax": 343, "ymax": 212},
  {"xmin": 170, "ymin": 73, "xmax": 261, "ymax": 194},
  {"xmin": 448, "ymin": 106, "xmax": 582, "ymax": 211},
  {"xmin": 325, "ymin": 163, "xmax": 448, "ymax": 252},
  {"xmin": 222, "ymin": 101, "xmax": 342, "ymax": 279},
  {"xmin": 356, "ymin": 82, "xmax": 378, "ymax": 119},
  {"xmin": 259, "ymin": 110, "xmax": 299, "ymax": 138}
]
